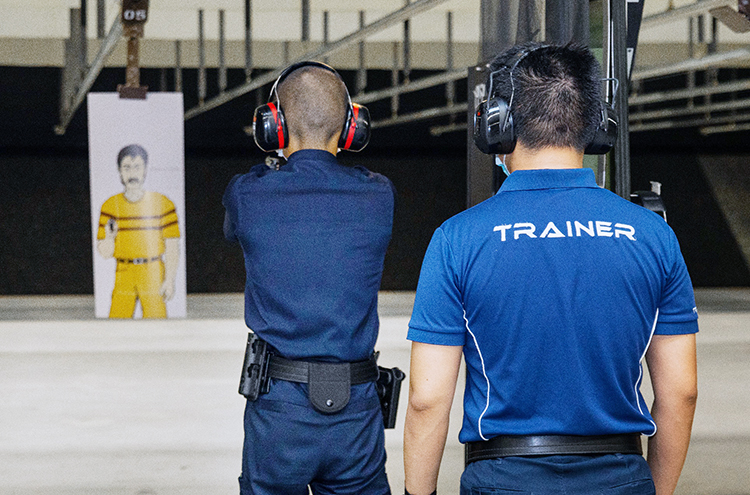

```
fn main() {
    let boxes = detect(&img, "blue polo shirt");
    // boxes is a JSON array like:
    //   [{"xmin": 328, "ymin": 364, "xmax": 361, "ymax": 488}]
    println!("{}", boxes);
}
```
[
  {"xmin": 224, "ymin": 149, "xmax": 394, "ymax": 362},
  {"xmin": 408, "ymin": 168, "xmax": 698, "ymax": 443}
]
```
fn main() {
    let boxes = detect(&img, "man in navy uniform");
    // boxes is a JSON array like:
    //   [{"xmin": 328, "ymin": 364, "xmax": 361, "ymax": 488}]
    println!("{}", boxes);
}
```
[
  {"xmin": 403, "ymin": 43, "xmax": 698, "ymax": 495},
  {"xmin": 223, "ymin": 62, "xmax": 394, "ymax": 495}
]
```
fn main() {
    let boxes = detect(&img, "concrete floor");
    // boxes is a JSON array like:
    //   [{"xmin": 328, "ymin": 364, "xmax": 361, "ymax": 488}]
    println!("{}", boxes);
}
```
[{"xmin": 0, "ymin": 289, "xmax": 748, "ymax": 494}]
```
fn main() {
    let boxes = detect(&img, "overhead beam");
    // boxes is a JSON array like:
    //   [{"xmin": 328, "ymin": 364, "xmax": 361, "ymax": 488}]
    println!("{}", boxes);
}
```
[
  {"xmin": 184, "ymin": 0, "xmax": 451, "ymax": 121},
  {"xmin": 55, "ymin": 15, "xmax": 123, "ymax": 135},
  {"xmin": 631, "ymin": 48, "xmax": 750, "ymax": 80},
  {"xmin": 640, "ymin": 0, "xmax": 734, "ymax": 29},
  {"xmin": 629, "ymin": 77, "xmax": 750, "ymax": 105},
  {"xmin": 630, "ymin": 96, "xmax": 750, "ymax": 121},
  {"xmin": 700, "ymin": 120, "xmax": 750, "ymax": 134},
  {"xmin": 356, "ymin": 68, "xmax": 466, "ymax": 105},
  {"xmin": 630, "ymin": 110, "xmax": 750, "ymax": 132},
  {"xmin": 371, "ymin": 102, "xmax": 467, "ymax": 129}
]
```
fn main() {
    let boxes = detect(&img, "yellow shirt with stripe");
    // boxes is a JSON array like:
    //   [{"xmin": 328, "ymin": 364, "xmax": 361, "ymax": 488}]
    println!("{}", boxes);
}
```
[{"xmin": 97, "ymin": 192, "xmax": 180, "ymax": 260}]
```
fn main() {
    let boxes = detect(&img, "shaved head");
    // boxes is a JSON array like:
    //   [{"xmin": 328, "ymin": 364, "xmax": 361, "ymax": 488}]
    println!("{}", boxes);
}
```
[{"xmin": 277, "ymin": 66, "xmax": 348, "ymax": 146}]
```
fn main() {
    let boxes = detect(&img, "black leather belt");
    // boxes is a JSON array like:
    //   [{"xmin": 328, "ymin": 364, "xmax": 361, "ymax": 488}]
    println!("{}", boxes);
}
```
[
  {"xmin": 267, "ymin": 354, "xmax": 379, "ymax": 385},
  {"xmin": 266, "ymin": 354, "xmax": 379, "ymax": 414},
  {"xmin": 466, "ymin": 434, "xmax": 642, "ymax": 464},
  {"xmin": 117, "ymin": 256, "xmax": 161, "ymax": 265}
]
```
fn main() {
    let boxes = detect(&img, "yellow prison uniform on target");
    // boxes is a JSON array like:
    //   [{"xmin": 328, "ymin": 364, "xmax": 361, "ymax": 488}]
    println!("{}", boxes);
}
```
[{"xmin": 97, "ymin": 192, "xmax": 180, "ymax": 318}]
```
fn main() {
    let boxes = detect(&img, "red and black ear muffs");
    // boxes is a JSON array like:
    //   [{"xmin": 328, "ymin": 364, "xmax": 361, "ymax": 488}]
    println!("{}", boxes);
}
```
[
  {"xmin": 472, "ymin": 46, "xmax": 618, "ymax": 156},
  {"xmin": 253, "ymin": 61, "xmax": 371, "ymax": 153}
]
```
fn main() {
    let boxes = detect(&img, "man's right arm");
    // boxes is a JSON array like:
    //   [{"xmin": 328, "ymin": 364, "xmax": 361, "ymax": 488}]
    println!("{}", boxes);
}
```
[
  {"xmin": 645, "ymin": 333, "xmax": 698, "ymax": 495},
  {"xmin": 403, "ymin": 341, "xmax": 463, "ymax": 495},
  {"xmin": 96, "ymin": 218, "xmax": 117, "ymax": 258}
]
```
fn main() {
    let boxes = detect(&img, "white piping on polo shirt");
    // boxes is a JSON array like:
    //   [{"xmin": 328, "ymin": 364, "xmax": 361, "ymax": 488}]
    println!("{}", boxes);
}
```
[
  {"xmin": 464, "ymin": 309, "xmax": 490, "ymax": 441},
  {"xmin": 637, "ymin": 309, "xmax": 659, "ymax": 436}
]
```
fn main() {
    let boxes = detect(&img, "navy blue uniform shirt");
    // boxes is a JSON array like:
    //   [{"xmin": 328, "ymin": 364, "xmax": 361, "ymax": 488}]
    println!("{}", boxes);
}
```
[{"xmin": 224, "ymin": 149, "xmax": 394, "ymax": 362}]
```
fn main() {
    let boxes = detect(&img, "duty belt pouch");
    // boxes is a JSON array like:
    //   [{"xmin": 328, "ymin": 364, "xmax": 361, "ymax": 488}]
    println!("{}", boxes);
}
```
[{"xmin": 308, "ymin": 362, "xmax": 351, "ymax": 414}]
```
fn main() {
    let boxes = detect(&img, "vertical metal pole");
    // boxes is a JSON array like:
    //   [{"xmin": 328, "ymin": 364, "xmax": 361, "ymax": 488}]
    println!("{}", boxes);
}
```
[
  {"xmin": 598, "ymin": 0, "xmax": 611, "ymax": 188},
  {"xmin": 60, "ymin": 8, "xmax": 84, "ymax": 118},
  {"xmin": 175, "ymin": 39, "xmax": 183, "ymax": 92},
  {"xmin": 301, "ymin": 0, "xmax": 310, "ymax": 42},
  {"xmin": 97, "ymin": 0, "xmax": 105, "ymax": 39},
  {"xmin": 219, "ymin": 9, "xmax": 227, "ymax": 93},
  {"xmin": 356, "ymin": 11, "xmax": 367, "ymax": 94},
  {"xmin": 391, "ymin": 41, "xmax": 400, "ymax": 116},
  {"xmin": 80, "ymin": 0, "xmax": 88, "ymax": 68},
  {"xmin": 688, "ymin": 17, "xmax": 695, "ymax": 58},
  {"xmin": 446, "ymin": 11, "xmax": 456, "ymax": 124},
  {"xmin": 323, "ymin": 11, "xmax": 330, "ymax": 64},
  {"xmin": 283, "ymin": 40, "xmax": 291, "ymax": 64},
  {"xmin": 198, "ymin": 9, "xmax": 206, "ymax": 104},
  {"xmin": 403, "ymin": 0, "xmax": 411, "ymax": 83},
  {"xmin": 245, "ymin": 0, "xmax": 253, "ymax": 80},
  {"xmin": 612, "ymin": 0, "xmax": 631, "ymax": 199},
  {"xmin": 708, "ymin": 16, "xmax": 718, "ymax": 54},
  {"xmin": 446, "ymin": 11, "xmax": 455, "ymax": 105}
]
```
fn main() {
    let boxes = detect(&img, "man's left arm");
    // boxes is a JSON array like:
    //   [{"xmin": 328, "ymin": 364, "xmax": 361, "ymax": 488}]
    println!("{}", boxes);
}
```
[
  {"xmin": 160, "ymin": 238, "xmax": 179, "ymax": 301},
  {"xmin": 646, "ymin": 332, "xmax": 697, "ymax": 495},
  {"xmin": 404, "ymin": 341, "xmax": 463, "ymax": 495}
]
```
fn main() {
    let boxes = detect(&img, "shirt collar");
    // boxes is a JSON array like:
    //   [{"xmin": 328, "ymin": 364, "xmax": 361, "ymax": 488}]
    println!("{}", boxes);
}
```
[
  {"xmin": 498, "ymin": 168, "xmax": 599, "ymax": 193},
  {"xmin": 286, "ymin": 149, "xmax": 339, "ymax": 166}
]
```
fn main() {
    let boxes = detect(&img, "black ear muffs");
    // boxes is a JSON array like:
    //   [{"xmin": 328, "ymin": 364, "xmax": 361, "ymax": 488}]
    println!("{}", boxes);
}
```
[
  {"xmin": 473, "ymin": 97, "xmax": 515, "ymax": 155},
  {"xmin": 252, "ymin": 61, "xmax": 371, "ymax": 153},
  {"xmin": 472, "ymin": 45, "xmax": 619, "ymax": 157},
  {"xmin": 584, "ymin": 103, "xmax": 618, "ymax": 155},
  {"xmin": 253, "ymin": 102, "xmax": 288, "ymax": 152}
]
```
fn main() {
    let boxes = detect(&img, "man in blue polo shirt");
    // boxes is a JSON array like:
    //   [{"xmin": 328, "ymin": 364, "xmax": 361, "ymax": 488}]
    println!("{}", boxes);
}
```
[
  {"xmin": 403, "ymin": 43, "xmax": 698, "ymax": 495},
  {"xmin": 223, "ymin": 62, "xmax": 394, "ymax": 494}
]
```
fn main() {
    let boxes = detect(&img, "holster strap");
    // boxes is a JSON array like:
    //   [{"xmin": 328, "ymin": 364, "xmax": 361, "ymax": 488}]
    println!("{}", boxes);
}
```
[
  {"xmin": 466, "ymin": 434, "xmax": 642, "ymax": 464},
  {"xmin": 267, "ymin": 354, "xmax": 379, "ymax": 385}
]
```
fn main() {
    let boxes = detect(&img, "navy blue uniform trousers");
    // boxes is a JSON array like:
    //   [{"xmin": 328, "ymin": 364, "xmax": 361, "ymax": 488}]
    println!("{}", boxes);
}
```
[
  {"xmin": 240, "ymin": 379, "xmax": 391, "ymax": 495},
  {"xmin": 461, "ymin": 454, "xmax": 655, "ymax": 494}
]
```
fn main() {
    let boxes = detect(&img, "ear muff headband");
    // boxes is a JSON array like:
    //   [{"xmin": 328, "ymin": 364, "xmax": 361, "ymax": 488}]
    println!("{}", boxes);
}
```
[{"xmin": 252, "ymin": 61, "xmax": 370, "ymax": 152}]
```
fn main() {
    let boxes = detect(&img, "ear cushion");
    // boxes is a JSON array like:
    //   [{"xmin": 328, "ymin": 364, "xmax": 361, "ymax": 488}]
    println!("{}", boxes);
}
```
[
  {"xmin": 584, "ymin": 104, "xmax": 618, "ymax": 155},
  {"xmin": 473, "ymin": 97, "xmax": 516, "ymax": 155},
  {"xmin": 253, "ymin": 102, "xmax": 288, "ymax": 152},
  {"xmin": 338, "ymin": 103, "xmax": 371, "ymax": 152}
]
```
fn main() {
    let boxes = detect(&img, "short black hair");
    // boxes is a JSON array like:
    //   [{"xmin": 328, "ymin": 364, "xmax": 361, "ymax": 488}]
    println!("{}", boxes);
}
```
[
  {"xmin": 117, "ymin": 144, "xmax": 148, "ymax": 168},
  {"xmin": 488, "ymin": 42, "xmax": 602, "ymax": 151},
  {"xmin": 277, "ymin": 65, "xmax": 348, "ymax": 145}
]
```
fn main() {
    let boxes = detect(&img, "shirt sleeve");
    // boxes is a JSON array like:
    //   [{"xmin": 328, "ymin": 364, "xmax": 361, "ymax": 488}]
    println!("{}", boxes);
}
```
[
  {"xmin": 96, "ymin": 198, "xmax": 114, "ymax": 240},
  {"xmin": 161, "ymin": 197, "xmax": 180, "ymax": 239},
  {"xmin": 407, "ymin": 227, "xmax": 466, "ymax": 346},
  {"xmin": 655, "ymin": 230, "xmax": 699, "ymax": 335}
]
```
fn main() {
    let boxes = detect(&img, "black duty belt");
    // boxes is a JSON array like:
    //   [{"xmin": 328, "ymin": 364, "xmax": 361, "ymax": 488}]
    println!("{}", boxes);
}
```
[
  {"xmin": 267, "ymin": 354, "xmax": 379, "ymax": 385},
  {"xmin": 117, "ymin": 256, "xmax": 161, "ymax": 265},
  {"xmin": 267, "ymin": 354, "xmax": 379, "ymax": 414},
  {"xmin": 466, "ymin": 434, "xmax": 643, "ymax": 464}
]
